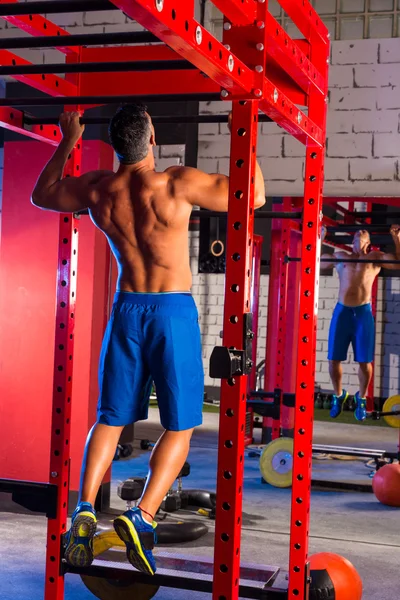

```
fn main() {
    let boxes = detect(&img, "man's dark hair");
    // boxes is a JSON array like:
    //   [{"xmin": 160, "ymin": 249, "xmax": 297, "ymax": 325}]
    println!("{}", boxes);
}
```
[{"xmin": 109, "ymin": 103, "xmax": 151, "ymax": 164}]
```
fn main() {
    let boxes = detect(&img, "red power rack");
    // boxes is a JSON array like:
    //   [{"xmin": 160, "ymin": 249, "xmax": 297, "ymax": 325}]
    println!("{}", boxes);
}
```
[{"xmin": 0, "ymin": 1, "xmax": 330, "ymax": 600}]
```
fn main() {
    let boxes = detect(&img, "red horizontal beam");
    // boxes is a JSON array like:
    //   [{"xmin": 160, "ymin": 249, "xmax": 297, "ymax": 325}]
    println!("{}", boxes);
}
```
[
  {"xmin": 81, "ymin": 44, "xmax": 184, "ymax": 63},
  {"xmin": 109, "ymin": 0, "xmax": 255, "ymax": 95},
  {"xmin": 0, "ymin": 0, "xmax": 79, "ymax": 56},
  {"xmin": 211, "ymin": 0, "xmax": 256, "ymax": 26},
  {"xmin": 80, "ymin": 68, "xmax": 219, "ymax": 97},
  {"xmin": 266, "ymin": 15, "xmax": 324, "ymax": 96},
  {"xmin": 259, "ymin": 78, "xmax": 323, "ymax": 146},
  {"xmin": 0, "ymin": 49, "xmax": 77, "ymax": 96},
  {"xmin": 277, "ymin": 0, "xmax": 329, "ymax": 45},
  {"xmin": 0, "ymin": 106, "xmax": 61, "ymax": 144},
  {"xmin": 79, "ymin": 44, "xmax": 219, "ymax": 96}
]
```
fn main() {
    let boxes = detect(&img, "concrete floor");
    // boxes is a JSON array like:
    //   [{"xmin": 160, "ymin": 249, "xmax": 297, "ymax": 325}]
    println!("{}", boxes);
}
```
[{"xmin": 1, "ymin": 410, "xmax": 399, "ymax": 600}]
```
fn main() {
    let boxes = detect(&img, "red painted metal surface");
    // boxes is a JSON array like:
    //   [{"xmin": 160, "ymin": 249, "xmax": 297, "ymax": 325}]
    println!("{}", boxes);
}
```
[
  {"xmin": 45, "ymin": 59, "xmax": 83, "ymax": 600},
  {"xmin": 263, "ymin": 202, "xmax": 301, "ymax": 442},
  {"xmin": 109, "ymin": 0, "xmax": 254, "ymax": 94},
  {"xmin": 366, "ymin": 201, "xmax": 377, "ymax": 411},
  {"xmin": 0, "ymin": 50, "xmax": 77, "ymax": 96},
  {"xmin": 246, "ymin": 234, "xmax": 263, "ymax": 446},
  {"xmin": 265, "ymin": 14, "xmax": 325, "ymax": 96},
  {"xmin": 278, "ymin": 0, "xmax": 330, "ymax": 44},
  {"xmin": 212, "ymin": 0, "xmax": 256, "ymax": 26},
  {"xmin": 0, "ymin": 0, "xmax": 79, "ymax": 56},
  {"xmin": 288, "ymin": 29, "xmax": 329, "ymax": 600},
  {"xmin": 213, "ymin": 100, "xmax": 258, "ymax": 600},
  {"xmin": 0, "ymin": 106, "xmax": 61, "ymax": 145}
]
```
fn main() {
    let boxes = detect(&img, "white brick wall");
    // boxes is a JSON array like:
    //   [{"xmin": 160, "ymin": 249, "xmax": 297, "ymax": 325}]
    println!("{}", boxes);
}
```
[{"xmin": 199, "ymin": 37, "xmax": 400, "ymax": 198}]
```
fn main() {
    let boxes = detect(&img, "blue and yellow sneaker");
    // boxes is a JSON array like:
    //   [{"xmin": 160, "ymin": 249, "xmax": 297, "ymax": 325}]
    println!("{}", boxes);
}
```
[
  {"xmin": 329, "ymin": 389, "xmax": 348, "ymax": 419},
  {"xmin": 354, "ymin": 391, "xmax": 367, "ymax": 421},
  {"xmin": 64, "ymin": 502, "xmax": 97, "ymax": 567},
  {"xmin": 113, "ymin": 507, "xmax": 157, "ymax": 575}
]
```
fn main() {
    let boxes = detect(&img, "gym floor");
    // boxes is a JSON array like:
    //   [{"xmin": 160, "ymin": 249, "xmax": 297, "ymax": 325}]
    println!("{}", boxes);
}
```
[{"xmin": 1, "ymin": 410, "xmax": 399, "ymax": 600}]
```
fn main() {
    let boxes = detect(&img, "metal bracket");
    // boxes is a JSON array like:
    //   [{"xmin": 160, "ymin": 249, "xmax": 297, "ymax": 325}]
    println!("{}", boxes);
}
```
[
  {"xmin": 0, "ymin": 479, "xmax": 58, "ymax": 518},
  {"xmin": 209, "ymin": 312, "xmax": 254, "ymax": 379}
]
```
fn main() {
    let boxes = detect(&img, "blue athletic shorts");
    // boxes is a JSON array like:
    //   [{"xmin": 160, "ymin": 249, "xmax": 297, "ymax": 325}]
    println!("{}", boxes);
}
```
[
  {"xmin": 97, "ymin": 292, "xmax": 204, "ymax": 431},
  {"xmin": 328, "ymin": 302, "xmax": 375, "ymax": 363}
]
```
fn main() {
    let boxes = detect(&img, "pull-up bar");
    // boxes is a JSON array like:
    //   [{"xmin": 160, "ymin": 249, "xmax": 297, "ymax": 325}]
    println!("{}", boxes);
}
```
[
  {"xmin": 325, "ymin": 235, "xmax": 391, "ymax": 245},
  {"xmin": 23, "ymin": 113, "xmax": 273, "ymax": 125},
  {"xmin": 327, "ymin": 224, "xmax": 393, "ymax": 233},
  {"xmin": 0, "ymin": 93, "xmax": 221, "ymax": 107},
  {"xmin": 77, "ymin": 209, "xmax": 300, "ymax": 218},
  {"xmin": 0, "ymin": 0, "xmax": 115, "ymax": 15},
  {"xmin": 0, "ymin": 31, "xmax": 159, "ymax": 50},
  {"xmin": 0, "ymin": 60, "xmax": 194, "ymax": 76},
  {"xmin": 287, "ymin": 256, "xmax": 400, "ymax": 265},
  {"xmin": 349, "ymin": 210, "xmax": 400, "ymax": 218}
]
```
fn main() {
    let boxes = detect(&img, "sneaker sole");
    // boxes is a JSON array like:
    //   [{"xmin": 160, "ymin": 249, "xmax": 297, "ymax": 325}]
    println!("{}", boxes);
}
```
[
  {"xmin": 113, "ymin": 515, "xmax": 155, "ymax": 575},
  {"xmin": 330, "ymin": 391, "xmax": 349, "ymax": 419},
  {"xmin": 64, "ymin": 512, "xmax": 97, "ymax": 568}
]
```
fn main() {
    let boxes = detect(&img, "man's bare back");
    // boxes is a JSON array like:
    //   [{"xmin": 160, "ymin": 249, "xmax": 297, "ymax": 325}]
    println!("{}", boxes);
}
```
[
  {"xmin": 321, "ymin": 227, "xmax": 400, "ymax": 306},
  {"xmin": 89, "ymin": 169, "xmax": 195, "ymax": 293},
  {"xmin": 31, "ymin": 110, "xmax": 266, "ymax": 293}
]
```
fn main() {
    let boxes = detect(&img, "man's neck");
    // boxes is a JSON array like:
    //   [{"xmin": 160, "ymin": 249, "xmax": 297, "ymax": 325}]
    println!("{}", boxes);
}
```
[{"xmin": 117, "ymin": 153, "xmax": 155, "ymax": 175}]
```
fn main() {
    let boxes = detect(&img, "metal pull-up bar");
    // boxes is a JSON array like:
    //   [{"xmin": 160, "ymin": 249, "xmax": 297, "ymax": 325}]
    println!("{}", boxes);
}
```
[
  {"xmin": 23, "ymin": 113, "xmax": 273, "ymax": 125},
  {"xmin": 0, "ymin": 93, "xmax": 221, "ymax": 107},
  {"xmin": 0, "ymin": 31, "xmax": 160, "ymax": 50},
  {"xmin": 0, "ymin": 60, "xmax": 195, "ymax": 76},
  {"xmin": 0, "ymin": 0, "xmax": 116, "ymax": 15}
]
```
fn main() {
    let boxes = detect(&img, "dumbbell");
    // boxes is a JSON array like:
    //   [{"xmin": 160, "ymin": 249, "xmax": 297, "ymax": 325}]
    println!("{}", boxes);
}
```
[
  {"xmin": 117, "ymin": 477, "xmax": 146, "ymax": 504},
  {"xmin": 140, "ymin": 439, "xmax": 155, "ymax": 451}
]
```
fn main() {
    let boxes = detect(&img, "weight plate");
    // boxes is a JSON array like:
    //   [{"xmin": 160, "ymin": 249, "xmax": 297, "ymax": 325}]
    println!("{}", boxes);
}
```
[
  {"xmin": 383, "ymin": 395, "xmax": 400, "ymax": 428},
  {"xmin": 80, "ymin": 530, "xmax": 159, "ymax": 600},
  {"xmin": 81, "ymin": 575, "xmax": 159, "ymax": 600},
  {"xmin": 259, "ymin": 437, "xmax": 293, "ymax": 488}
]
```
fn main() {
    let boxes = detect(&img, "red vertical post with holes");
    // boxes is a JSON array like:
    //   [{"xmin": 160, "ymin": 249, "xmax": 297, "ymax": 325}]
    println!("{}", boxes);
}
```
[
  {"xmin": 45, "ymin": 57, "xmax": 83, "ymax": 600},
  {"xmin": 246, "ymin": 235, "xmax": 263, "ymax": 445},
  {"xmin": 366, "ymin": 200, "xmax": 377, "ymax": 411},
  {"xmin": 288, "ymin": 30, "xmax": 330, "ymax": 600},
  {"xmin": 213, "ymin": 100, "xmax": 258, "ymax": 600},
  {"xmin": 263, "ymin": 204, "xmax": 291, "ymax": 442}
]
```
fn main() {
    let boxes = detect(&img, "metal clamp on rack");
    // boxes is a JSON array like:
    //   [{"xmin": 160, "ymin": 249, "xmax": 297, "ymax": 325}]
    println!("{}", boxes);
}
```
[
  {"xmin": 247, "ymin": 388, "xmax": 281, "ymax": 420},
  {"xmin": 209, "ymin": 313, "xmax": 254, "ymax": 379}
]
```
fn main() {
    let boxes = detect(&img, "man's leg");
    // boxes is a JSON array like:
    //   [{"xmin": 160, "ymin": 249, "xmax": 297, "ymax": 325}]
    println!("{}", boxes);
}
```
[
  {"xmin": 354, "ymin": 304, "xmax": 375, "ymax": 421},
  {"xmin": 358, "ymin": 362, "xmax": 373, "ymax": 399},
  {"xmin": 139, "ymin": 428, "xmax": 194, "ymax": 519},
  {"xmin": 64, "ymin": 423, "xmax": 124, "ymax": 567},
  {"xmin": 79, "ymin": 423, "xmax": 124, "ymax": 505},
  {"xmin": 329, "ymin": 360, "xmax": 343, "ymax": 396}
]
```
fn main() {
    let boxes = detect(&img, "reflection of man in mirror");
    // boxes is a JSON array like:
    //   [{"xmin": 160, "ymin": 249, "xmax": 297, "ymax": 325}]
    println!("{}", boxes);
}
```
[{"xmin": 320, "ymin": 224, "xmax": 400, "ymax": 422}]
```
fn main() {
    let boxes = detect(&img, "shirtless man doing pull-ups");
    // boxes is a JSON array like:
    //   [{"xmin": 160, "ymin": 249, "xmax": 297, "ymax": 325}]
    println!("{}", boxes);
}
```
[
  {"xmin": 321, "ymin": 225, "xmax": 400, "ymax": 422},
  {"xmin": 31, "ymin": 105, "xmax": 266, "ymax": 575}
]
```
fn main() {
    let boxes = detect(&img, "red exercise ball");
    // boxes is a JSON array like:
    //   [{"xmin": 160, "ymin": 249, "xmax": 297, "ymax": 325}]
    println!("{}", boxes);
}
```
[
  {"xmin": 309, "ymin": 552, "xmax": 362, "ymax": 600},
  {"xmin": 372, "ymin": 463, "xmax": 400, "ymax": 507}
]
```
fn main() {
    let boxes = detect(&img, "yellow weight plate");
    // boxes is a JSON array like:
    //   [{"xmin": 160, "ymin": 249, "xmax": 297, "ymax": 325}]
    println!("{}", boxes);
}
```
[
  {"xmin": 383, "ymin": 395, "xmax": 400, "ymax": 428},
  {"xmin": 260, "ymin": 437, "xmax": 294, "ymax": 488},
  {"xmin": 80, "ymin": 529, "xmax": 159, "ymax": 600}
]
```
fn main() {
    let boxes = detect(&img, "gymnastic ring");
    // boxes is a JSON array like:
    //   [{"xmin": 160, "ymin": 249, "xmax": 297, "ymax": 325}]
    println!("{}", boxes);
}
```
[{"xmin": 210, "ymin": 239, "xmax": 225, "ymax": 257}]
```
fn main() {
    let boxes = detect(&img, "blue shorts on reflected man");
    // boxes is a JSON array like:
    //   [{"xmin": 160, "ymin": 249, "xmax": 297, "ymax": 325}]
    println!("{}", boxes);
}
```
[
  {"xmin": 328, "ymin": 302, "xmax": 375, "ymax": 364},
  {"xmin": 97, "ymin": 292, "xmax": 204, "ymax": 431}
]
